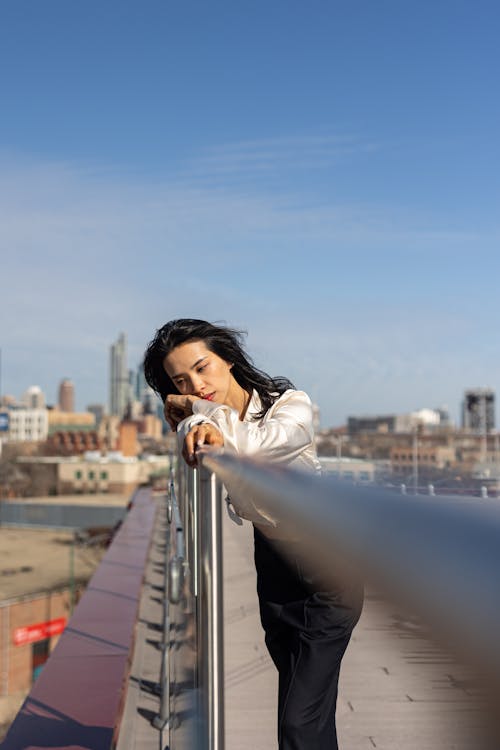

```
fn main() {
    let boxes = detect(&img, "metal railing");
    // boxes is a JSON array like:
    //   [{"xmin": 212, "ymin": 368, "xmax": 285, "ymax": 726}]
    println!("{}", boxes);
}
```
[
  {"xmin": 398, "ymin": 482, "xmax": 493, "ymax": 498},
  {"xmin": 155, "ymin": 447, "xmax": 500, "ymax": 748},
  {"xmin": 197, "ymin": 449, "xmax": 500, "ymax": 693},
  {"xmin": 155, "ymin": 458, "xmax": 225, "ymax": 750}
]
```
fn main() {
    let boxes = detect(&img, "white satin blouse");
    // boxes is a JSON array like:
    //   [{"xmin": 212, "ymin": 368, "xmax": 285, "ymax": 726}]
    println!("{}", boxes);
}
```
[{"xmin": 176, "ymin": 389, "xmax": 321, "ymax": 529}]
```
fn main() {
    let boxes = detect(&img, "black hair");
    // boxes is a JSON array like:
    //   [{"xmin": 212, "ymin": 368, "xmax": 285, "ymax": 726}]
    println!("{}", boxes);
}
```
[{"xmin": 143, "ymin": 318, "xmax": 294, "ymax": 420}]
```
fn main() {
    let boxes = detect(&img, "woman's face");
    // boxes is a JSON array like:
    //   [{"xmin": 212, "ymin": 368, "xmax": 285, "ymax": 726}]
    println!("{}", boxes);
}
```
[{"xmin": 162, "ymin": 339, "xmax": 235, "ymax": 405}]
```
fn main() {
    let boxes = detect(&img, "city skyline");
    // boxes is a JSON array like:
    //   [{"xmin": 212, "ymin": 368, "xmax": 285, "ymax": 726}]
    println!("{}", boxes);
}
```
[
  {"xmin": 1, "ymin": 339, "xmax": 496, "ymax": 431},
  {"xmin": 1, "ymin": 2, "xmax": 499, "ymax": 426}
]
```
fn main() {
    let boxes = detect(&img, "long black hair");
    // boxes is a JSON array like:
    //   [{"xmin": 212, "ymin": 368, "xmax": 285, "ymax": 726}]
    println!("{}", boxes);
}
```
[{"xmin": 143, "ymin": 318, "xmax": 294, "ymax": 420}]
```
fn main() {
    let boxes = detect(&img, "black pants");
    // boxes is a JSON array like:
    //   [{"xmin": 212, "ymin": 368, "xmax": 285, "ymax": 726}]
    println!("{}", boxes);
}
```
[{"xmin": 254, "ymin": 527, "xmax": 363, "ymax": 750}]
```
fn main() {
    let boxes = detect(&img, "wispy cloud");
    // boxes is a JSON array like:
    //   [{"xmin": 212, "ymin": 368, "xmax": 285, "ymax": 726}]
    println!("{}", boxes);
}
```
[
  {"xmin": 0, "ymin": 145, "xmax": 497, "ymax": 423},
  {"xmin": 177, "ymin": 134, "xmax": 378, "ymax": 185}
]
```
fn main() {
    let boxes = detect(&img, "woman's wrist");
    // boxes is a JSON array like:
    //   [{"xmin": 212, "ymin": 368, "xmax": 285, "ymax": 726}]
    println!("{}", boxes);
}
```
[{"xmin": 187, "ymin": 395, "xmax": 202, "ymax": 411}]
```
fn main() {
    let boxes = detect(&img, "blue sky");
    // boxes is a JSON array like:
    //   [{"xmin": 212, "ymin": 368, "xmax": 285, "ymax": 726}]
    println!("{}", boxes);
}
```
[{"xmin": 1, "ymin": 1, "xmax": 499, "ymax": 426}]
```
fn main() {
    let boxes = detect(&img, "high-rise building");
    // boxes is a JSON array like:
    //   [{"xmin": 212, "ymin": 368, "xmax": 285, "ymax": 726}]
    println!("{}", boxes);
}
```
[
  {"xmin": 58, "ymin": 378, "xmax": 75, "ymax": 412},
  {"xmin": 136, "ymin": 363, "xmax": 156, "ymax": 413},
  {"xmin": 462, "ymin": 388, "xmax": 495, "ymax": 433},
  {"xmin": 109, "ymin": 333, "xmax": 128, "ymax": 418},
  {"xmin": 127, "ymin": 368, "xmax": 136, "ymax": 408},
  {"xmin": 136, "ymin": 363, "xmax": 146, "ymax": 401},
  {"xmin": 87, "ymin": 403, "xmax": 106, "ymax": 428}
]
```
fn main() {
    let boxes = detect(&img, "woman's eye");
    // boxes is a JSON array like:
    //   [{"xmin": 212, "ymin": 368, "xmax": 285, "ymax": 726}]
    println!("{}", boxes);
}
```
[{"xmin": 197, "ymin": 365, "xmax": 207, "ymax": 373}]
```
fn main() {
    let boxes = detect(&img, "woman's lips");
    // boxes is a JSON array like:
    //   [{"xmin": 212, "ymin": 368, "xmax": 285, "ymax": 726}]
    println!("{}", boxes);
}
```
[{"xmin": 202, "ymin": 393, "xmax": 215, "ymax": 401}]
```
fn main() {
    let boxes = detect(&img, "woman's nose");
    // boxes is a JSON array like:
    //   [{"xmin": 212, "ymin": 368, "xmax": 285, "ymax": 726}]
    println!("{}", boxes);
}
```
[{"xmin": 191, "ymin": 373, "xmax": 205, "ymax": 394}]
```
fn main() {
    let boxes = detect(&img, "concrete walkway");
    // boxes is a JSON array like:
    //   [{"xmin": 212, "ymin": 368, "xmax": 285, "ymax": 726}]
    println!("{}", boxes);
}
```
[{"xmin": 223, "ymin": 511, "xmax": 490, "ymax": 750}]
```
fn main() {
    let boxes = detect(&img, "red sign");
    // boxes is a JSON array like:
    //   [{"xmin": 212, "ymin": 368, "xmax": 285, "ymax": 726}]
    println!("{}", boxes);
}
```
[{"xmin": 13, "ymin": 617, "xmax": 66, "ymax": 646}]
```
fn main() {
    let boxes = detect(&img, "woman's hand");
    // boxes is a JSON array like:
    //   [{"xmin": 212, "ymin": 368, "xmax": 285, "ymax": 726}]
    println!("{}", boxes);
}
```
[
  {"xmin": 164, "ymin": 394, "xmax": 201, "ymax": 431},
  {"xmin": 183, "ymin": 423, "xmax": 224, "ymax": 467}
]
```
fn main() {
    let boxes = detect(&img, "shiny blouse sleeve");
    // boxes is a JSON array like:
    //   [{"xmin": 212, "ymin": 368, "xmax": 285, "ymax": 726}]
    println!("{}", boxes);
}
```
[{"xmin": 189, "ymin": 389, "xmax": 314, "ymax": 464}]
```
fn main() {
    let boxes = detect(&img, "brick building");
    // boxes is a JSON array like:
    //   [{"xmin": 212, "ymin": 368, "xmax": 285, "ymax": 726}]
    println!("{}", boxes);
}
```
[{"xmin": 46, "ymin": 431, "xmax": 103, "ymax": 456}]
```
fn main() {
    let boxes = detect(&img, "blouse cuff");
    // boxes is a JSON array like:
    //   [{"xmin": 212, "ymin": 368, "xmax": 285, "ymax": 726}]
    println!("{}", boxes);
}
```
[{"xmin": 192, "ymin": 400, "xmax": 233, "ymax": 420}]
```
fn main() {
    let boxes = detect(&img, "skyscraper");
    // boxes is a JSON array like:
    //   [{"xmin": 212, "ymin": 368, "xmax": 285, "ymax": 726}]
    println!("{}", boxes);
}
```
[
  {"xmin": 136, "ymin": 362, "xmax": 156, "ymax": 413},
  {"xmin": 58, "ymin": 378, "xmax": 75, "ymax": 412},
  {"xmin": 109, "ymin": 333, "xmax": 128, "ymax": 418},
  {"xmin": 87, "ymin": 403, "xmax": 106, "ymax": 428},
  {"xmin": 462, "ymin": 388, "xmax": 495, "ymax": 433}
]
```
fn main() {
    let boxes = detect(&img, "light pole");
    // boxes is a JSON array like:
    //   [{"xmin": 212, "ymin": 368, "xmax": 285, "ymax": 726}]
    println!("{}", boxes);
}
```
[
  {"xmin": 412, "ymin": 427, "xmax": 419, "ymax": 495},
  {"xmin": 480, "ymin": 393, "xmax": 488, "ymax": 464}
]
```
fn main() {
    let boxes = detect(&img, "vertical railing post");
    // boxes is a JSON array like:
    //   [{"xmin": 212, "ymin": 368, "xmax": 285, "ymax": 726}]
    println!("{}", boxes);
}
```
[
  {"xmin": 208, "ymin": 471, "xmax": 225, "ymax": 750},
  {"xmin": 197, "ymin": 466, "xmax": 225, "ymax": 750},
  {"xmin": 192, "ymin": 467, "xmax": 200, "ymax": 598},
  {"xmin": 195, "ymin": 467, "xmax": 204, "ymax": 740}
]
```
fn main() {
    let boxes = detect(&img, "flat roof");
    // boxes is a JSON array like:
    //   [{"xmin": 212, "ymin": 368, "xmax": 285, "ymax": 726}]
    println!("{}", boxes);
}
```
[{"xmin": 0, "ymin": 527, "xmax": 105, "ymax": 602}]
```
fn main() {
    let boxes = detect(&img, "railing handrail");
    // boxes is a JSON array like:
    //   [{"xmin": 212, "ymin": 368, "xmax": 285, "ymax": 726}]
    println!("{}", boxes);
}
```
[{"xmin": 199, "ymin": 448, "xmax": 500, "ymax": 690}]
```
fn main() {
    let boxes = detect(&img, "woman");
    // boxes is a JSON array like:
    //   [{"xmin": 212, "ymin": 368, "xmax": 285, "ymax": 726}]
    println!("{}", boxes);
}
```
[{"xmin": 144, "ymin": 318, "xmax": 362, "ymax": 750}]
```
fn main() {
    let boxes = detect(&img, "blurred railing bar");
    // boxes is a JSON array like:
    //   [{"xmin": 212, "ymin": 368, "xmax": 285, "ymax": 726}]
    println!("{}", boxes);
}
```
[
  {"xmin": 197, "ymin": 469, "xmax": 224, "ymax": 750},
  {"xmin": 152, "ymin": 481, "xmax": 172, "ymax": 734},
  {"xmin": 191, "ymin": 467, "xmax": 200, "ymax": 598},
  {"xmin": 200, "ymin": 449, "xmax": 500, "ymax": 690},
  {"xmin": 169, "ymin": 476, "xmax": 185, "ymax": 606}
]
